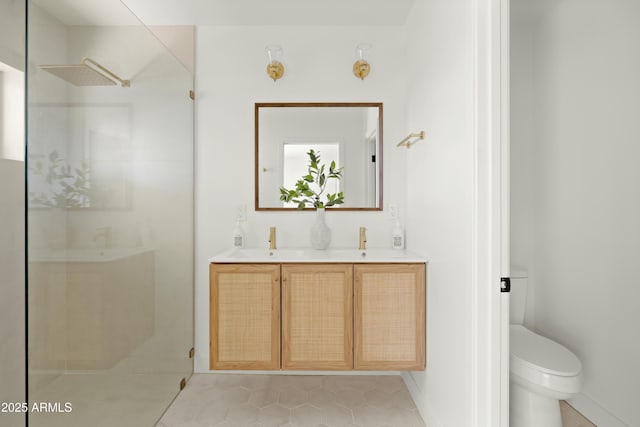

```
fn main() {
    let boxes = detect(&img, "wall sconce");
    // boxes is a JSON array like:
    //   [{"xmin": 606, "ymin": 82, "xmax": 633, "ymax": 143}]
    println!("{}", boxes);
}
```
[
  {"xmin": 265, "ymin": 45, "xmax": 284, "ymax": 82},
  {"xmin": 353, "ymin": 43, "xmax": 372, "ymax": 80}
]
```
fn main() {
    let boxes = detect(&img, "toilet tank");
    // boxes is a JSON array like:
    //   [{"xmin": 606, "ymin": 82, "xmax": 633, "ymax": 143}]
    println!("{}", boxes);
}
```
[{"xmin": 509, "ymin": 268, "xmax": 528, "ymax": 325}]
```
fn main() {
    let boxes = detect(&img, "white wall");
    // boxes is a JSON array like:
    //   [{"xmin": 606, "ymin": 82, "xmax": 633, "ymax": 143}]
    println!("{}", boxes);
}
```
[
  {"xmin": 0, "ymin": 0, "xmax": 25, "ymax": 71},
  {"xmin": 195, "ymin": 25, "xmax": 409, "ymax": 371},
  {"xmin": 510, "ymin": 24, "xmax": 537, "ymax": 328},
  {"xmin": 509, "ymin": 25, "xmax": 534, "ymax": 274},
  {"xmin": 511, "ymin": 0, "xmax": 640, "ymax": 425},
  {"xmin": 0, "ymin": 1, "xmax": 25, "ymax": 426},
  {"xmin": 0, "ymin": 158, "xmax": 25, "ymax": 427},
  {"xmin": 402, "ymin": 1, "xmax": 474, "ymax": 426}
]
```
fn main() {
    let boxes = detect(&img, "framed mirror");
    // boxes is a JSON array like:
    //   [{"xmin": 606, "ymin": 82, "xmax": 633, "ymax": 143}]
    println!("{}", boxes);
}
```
[{"xmin": 255, "ymin": 102, "xmax": 383, "ymax": 211}]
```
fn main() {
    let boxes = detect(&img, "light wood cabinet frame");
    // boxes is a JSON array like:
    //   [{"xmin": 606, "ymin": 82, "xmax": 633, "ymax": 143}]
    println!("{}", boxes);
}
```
[
  {"xmin": 354, "ymin": 263, "xmax": 426, "ymax": 370},
  {"xmin": 281, "ymin": 264, "xmax": 353, "ymax": 370},
  {"xmin": 210, "ymin": 263, "xmax": 281, "ymax": 370}
]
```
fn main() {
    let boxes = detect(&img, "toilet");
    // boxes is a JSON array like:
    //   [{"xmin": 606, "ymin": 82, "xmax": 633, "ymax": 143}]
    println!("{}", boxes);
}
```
[{"xmin": 510, "ymin": 270, "xmax": 583, "ymax": 427}]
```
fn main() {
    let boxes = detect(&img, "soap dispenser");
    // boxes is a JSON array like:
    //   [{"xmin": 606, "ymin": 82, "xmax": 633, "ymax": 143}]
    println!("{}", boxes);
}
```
[
  {"xmin": 392, "ymin": 220, "xmax": 405, "ymax": 250},
  {"xmin": 233, "ymin": 220, "xmax": 245, "ymax": 248}
]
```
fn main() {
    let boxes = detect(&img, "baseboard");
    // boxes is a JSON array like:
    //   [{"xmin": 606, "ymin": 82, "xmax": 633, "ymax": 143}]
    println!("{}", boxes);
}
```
[
  {"xmin": 402, "ymin": 372, "xmax": 442, "ymax": 427},
  {"xmin": 568, "ymin": 393, "xmax": 629, "ymax": 427}
]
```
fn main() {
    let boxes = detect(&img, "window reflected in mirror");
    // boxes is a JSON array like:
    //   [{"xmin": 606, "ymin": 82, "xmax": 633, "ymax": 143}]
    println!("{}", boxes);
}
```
[
  {"xmin": 282, "ymin": 143, "xmax": 340, "ymax": 208},
  {"xmin": 255, "ymin": 102, "xmax": 383, "ymax": 211}
]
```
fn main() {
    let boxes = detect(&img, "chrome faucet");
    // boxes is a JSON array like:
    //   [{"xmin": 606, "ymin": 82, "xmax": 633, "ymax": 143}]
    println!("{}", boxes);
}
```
[
  {"xmin": 93, "ymin": 226, "xmax": 112, "ymax": 249},
  {"xmin": 269, "ymin": 226, "xmax": 277, "ymax": 250},
  {"xmin": 359, "ymin": 227, "xmax": 367, "ymax": 251}
]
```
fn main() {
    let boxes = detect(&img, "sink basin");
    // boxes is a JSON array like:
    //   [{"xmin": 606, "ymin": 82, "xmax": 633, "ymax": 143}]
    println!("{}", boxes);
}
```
[{"xmin": 210, "ymin": 248, "xmax": 426, "ymax": 263}]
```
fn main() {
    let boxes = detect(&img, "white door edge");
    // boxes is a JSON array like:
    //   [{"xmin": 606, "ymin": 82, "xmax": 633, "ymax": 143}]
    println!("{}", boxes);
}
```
[
  {"xmin": 500, "ymin": 0, "xmax": 511, "ymax": 425},
  {"xmin": 472, "ymin": 0, "xmax": 509, "ymax": 426}
]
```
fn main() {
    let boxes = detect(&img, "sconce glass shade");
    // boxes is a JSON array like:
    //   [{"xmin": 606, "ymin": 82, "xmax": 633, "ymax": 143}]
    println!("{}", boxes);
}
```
[
  {"xmin": 265, "ymin": 45, "xmax": 284, "ymax": 82},
  {"xmin": 353, "ymin": 43, "xmax": 372, "ymax": 80}
]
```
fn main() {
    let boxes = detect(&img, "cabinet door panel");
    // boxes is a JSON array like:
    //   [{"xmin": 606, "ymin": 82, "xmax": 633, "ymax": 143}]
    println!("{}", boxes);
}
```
[
  {"xmin": 210, "ymin": 264, "xmax": 280, "ymax": 370},
  {"xmin": 282, "ymin": 264, "xmax": 353, "ymax": 370},
  {"xmin": 354, "ymin": 264, "xmax": 425, "ymax": 370}
]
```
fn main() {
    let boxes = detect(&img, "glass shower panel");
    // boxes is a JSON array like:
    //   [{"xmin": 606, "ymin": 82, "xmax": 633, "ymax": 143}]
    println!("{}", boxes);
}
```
[
  {"xmin": 0, "ymin": 2, "xmax": 26, "ymax": 427},
  {"xmin": 27, "ymin": 1, "xmax": 193, "ymax": 426}
]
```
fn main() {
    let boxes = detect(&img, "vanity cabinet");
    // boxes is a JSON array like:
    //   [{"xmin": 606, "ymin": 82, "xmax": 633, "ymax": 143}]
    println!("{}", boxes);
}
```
[
  {"xmin": 282, "ymin": 264, "xmax": 353, "ymax": 370},
  {"xmin": 209, "ymin": 264, "xmax": 280, "ymax": 370},
  {"xmin": 354, "ymin": 264, "xmax": 426, "ymax": 370},
  {"xmin": 210, "ymin": 260, "xmax": 425, "ymax": 371}
]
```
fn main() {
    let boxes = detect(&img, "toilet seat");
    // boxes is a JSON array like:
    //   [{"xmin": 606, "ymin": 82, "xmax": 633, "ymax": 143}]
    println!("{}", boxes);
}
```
[
  {"xmin": 510, "ymin": 325, "xmax": 581, "ymax": 376},
  {"xmin": 510, "ymin": 325, "xmax": 583, "ymax": 397}
]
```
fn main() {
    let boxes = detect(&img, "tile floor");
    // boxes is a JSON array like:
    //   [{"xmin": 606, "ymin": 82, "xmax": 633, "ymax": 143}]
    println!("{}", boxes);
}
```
[
  {"xmin": 27, "ymin": 334, "xmax": 190, "ymax": 427},
  {"xmin": 28, "ymin": 372, "xmax": 180, "ymax": 427},
  {"xmin": 560, "ymin": 401, "xmax": 597, "ymax": 427},
  {"xmin": 158, "ymin": 374, "xmax": 426, "ymax": 427}
]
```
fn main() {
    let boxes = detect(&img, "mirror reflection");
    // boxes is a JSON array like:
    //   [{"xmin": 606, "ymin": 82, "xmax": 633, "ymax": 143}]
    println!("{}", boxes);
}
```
[
  {"xmin": 255, "ymin": 102, "xmax": 383, "ymax": 210},
  {"xmin": 28, "ymin": 104, "xmax": 131, "ymax": 209}
]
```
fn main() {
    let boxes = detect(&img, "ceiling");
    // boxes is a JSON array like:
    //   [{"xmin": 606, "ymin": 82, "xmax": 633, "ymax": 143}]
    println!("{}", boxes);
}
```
[
  {"xmin": 33, "ymin": 0, "xmax": 418, "ymax": 26},
  {"xmin": 32, "ymin": 0, "xmax": 141, "ymax": 26}
]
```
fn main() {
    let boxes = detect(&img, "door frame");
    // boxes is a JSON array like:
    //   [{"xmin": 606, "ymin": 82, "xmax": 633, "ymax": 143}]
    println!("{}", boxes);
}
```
[{"xmin": 472, "ymin": 0, "xmax": 510, "ymax": 426}]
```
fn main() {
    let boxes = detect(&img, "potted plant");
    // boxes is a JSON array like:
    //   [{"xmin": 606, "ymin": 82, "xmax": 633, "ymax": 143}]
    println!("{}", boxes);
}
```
[
  {"xmin": 279, "ymin": 149, "xmax": 344, "ymax": 249},
  {"xmin": 279, "ymin": 149, "xmax": 344, "ymax": 209}
]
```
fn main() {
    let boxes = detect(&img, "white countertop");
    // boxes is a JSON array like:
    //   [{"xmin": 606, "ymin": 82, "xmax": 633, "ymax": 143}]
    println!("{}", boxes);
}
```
[
  {"xmin": 209, "ymin": 247, "xmax": 427, "ymax": 263},
  {"xmin": 29, "ymin": 247, "xmax": 154, "ymax": 263}
]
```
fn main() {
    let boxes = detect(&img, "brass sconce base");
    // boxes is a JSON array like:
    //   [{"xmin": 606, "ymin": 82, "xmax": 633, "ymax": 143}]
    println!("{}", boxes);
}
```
[
  {"xmin": 267, "ymin": 61, "xmax": 284, "ymax": 81},
  {"xmin": 353, "ymin": 59, "xmax": 370, "ymax": 80}
]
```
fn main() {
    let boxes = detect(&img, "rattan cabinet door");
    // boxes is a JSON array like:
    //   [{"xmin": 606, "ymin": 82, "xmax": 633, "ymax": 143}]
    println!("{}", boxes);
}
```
[
  {"xmin": 282, "ymin": 264, "xmax": 353, "ymax": 370},
  {"xmin": 210, "ymin": 264, "xmax": 280, "ymax": 370},
  {"xmin": 354, "ymin": 264, "xmax": 425, "ymax": 370}
]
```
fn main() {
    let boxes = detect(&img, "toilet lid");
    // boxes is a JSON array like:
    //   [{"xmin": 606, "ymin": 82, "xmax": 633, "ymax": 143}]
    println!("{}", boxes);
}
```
[{"xmin": 510, "ymin": 325, "xmax": 582, "ymax": 377}]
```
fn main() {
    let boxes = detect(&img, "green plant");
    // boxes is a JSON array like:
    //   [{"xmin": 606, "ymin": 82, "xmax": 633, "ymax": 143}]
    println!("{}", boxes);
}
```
[
  {"xmin": 28, "ymin": 150, "xmax": 91, "ymax": 208},
  {"xmin": 279, "ymin": 149, "xmax": 345, "ymax": 209}
]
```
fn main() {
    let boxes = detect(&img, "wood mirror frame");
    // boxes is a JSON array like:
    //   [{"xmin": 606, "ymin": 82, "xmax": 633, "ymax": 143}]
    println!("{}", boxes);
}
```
[{"xmin": 255, "ymin": 102, "xmax": 383, "ymax": 211}]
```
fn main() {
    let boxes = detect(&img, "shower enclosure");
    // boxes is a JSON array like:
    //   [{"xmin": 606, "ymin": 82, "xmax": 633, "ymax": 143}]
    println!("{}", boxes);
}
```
[{"xmin": 26, "ymin": 1, "xmax": 194, "ymax": 426}]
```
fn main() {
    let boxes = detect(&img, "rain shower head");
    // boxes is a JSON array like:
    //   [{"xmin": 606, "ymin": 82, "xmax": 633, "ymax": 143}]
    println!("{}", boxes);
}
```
[{"xmin": 39, "ymin": 57, "xmax": 130, "ymax": 87}]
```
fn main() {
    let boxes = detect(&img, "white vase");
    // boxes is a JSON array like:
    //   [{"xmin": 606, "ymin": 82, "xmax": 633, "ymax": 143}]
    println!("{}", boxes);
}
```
[{"xmin": 310, "ymin": 207, "xmax": 331, "ymax": 250}]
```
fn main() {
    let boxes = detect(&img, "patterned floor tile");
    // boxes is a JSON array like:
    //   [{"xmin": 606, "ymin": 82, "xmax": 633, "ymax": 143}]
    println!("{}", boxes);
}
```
[{"xmin": 158, "ymin": 374, "xmax": 425, "ymax": 427}]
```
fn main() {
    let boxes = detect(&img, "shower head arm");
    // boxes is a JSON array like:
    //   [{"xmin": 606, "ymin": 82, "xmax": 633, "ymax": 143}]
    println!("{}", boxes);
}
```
[{"xmin": 81, "ymin": 57, "xmax": 130, "ymax": 88}]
